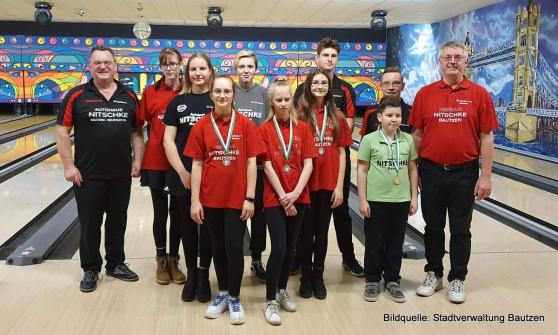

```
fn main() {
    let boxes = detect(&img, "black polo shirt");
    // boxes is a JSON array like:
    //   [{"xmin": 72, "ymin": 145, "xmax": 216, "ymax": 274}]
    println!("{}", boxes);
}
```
[
  {"xmin": 294, "ymin": 74, "xmax": 356, "ymax": 119},
  {"xmin": 363, "ymin": 99, "xmax": 412, "ymax": 136},
  {"xmin": 57, "ymin": 79, "xmax": 141, "ymax": 179}
]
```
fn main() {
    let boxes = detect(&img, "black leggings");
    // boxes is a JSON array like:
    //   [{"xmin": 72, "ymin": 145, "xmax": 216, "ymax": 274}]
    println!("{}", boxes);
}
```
[
  {"xmin": 150, "ymin": 188, "xmax": 180, "ymax": 257},
  {"xmin": 204, "ymin": 207, "xmax": 246, "ymax": 297},
  {"xmin": 300, "ymin": 190, "xmax": 333, "ymax": 271},
  {"xmin": 265, "ymin": 205, "xmax": 305, "ymax": 300},
  {"xmin": 170, "ymin": 194, "xmax": 212, "ymax": 269},
  {"xmin": 249, "ymin": 170, "xmax": 266, "ymax": 260}
]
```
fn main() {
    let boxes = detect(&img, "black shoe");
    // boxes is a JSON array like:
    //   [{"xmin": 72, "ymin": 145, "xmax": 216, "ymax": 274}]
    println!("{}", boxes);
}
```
[
  {"xmin": 80, "ymin": 271, "xmax": 100, "ymax": 293},
  {"xmin": 299, "ymin": 278, "xmax": 313, "ymax": 298},
  {"xmin": 106, "ymin": 264, "xmax": 139, "ymax": 282},
  {"xmin": 342, "ymin": 258, "xmax": 364, "ymax": 278},
  {"xmin": 181, "ymin": 268, "xmax": 198, "ymax": 302},
  {"xmin": 251, "ymin": 260, "xmax": 266, "ymax": 284},
  {"xmin": 196, "ymin": 268, "xmax": 212, "ymax": 303},
  {"xmin": 289, "ymin": 258, "xmax": 301, "ymax": 276},
  {"xmin": 312, "ymin": 277, "xmax": 327, "ymax": 300}
]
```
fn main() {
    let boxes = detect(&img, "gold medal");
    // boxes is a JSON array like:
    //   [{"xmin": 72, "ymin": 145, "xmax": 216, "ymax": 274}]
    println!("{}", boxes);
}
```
[{"xmin": 393, "ymin": 177, "xmax": 400, "ymax": 185}]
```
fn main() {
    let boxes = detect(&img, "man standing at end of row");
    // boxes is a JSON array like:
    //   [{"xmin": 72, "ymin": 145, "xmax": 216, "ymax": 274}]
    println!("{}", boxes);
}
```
[{"xmin": 56, "ymin": 45, "xmax": 145, "ymax": 293}]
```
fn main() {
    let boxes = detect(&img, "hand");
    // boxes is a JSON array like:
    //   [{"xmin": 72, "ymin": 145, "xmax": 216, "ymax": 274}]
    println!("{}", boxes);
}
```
[
  {"xmin": 190, "ymin": 200, "xmax": 204, "ymax": 225},
  {"xmin": 240, "ymin": 200, "xmax": 255, "ymax": 221},
  {"xmin": 64, "ymin": 165, "xmax": 83, "ymax": 186},
  {"xmin": 331, "ymin": 187, "xmax": 343, "ymax": 208},
  {"xmin": 279, "ymin": 191, "xmax": 300, "ymax": 208},
  {"xmin": 359, "ymin": 200, "xmax": 371, "ymax": 218},
  {"xmin": 179, "ymin": 171, "xmax": 191, "ymax": 189},
  {"xmin": 409, "ymin": 198, "xmax": 418, "ymax": 216},
  {"xmin": 474, "ymin": 175, "xmax": 492, "ymax": 200},
  {"xmin": 283, "ymin": 203, "xmax": 297, "ymax": 217},
  {"xmin": 131, "ymin": 160, "xmax": 141, "ymax": 178}
]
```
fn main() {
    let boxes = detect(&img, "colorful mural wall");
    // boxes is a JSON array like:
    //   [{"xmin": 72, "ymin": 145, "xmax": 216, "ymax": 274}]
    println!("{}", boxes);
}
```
[
  {"xmin": 387, "ymin": 0, "xmax": 558, "ymax": 159},
  {"xmin": 0, "ymin": 35, "xmax": 386, "ymax": 106}
]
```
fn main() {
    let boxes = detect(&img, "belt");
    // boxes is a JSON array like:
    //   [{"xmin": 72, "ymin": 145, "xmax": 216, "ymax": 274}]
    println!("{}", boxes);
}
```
[{"xmin": 421, "ymin": 158, "xmax": 478, "ymax": 171}]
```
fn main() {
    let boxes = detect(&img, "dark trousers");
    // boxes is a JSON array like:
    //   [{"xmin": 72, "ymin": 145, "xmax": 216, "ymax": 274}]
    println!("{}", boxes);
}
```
[
  {"xmin": 332, "ymin": 147, "xmax": 356, "ymax": 260},
  {"xmin": 171, "ymin": 193, "xmax": 212, "ymax": 269},
  {"xmin": 265, "ymin": 205, "xmax": 305, "ymax": 300},
  {"xmin": 204, "ymin": 207, "xmax": 247, "ymax": 297},
  {"xmin": 249, "ymin": 169, "xmax": 266, "ymax": 260},
  {"xmin": 420, "ymin": 160, "xmax": 478, "ymax": 281},
  {"xmin": 364, "ymin": 201, "xmax": 409, "ymax": 283},
  {"xmin": 74, "ymin": 176, "xmax": 131, "ymax": 272},
  {"xmin": 300, "ymin": 190, "xmax": 333, "ymax": 271},
  {"xmin": 150, "ymin": 188, "xmax": 180, "ymax": 257}
]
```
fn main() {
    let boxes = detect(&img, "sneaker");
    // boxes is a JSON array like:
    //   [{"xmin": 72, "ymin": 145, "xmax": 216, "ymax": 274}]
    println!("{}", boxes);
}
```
[
  {"xmin": 155, "ymin": 256, "xmax": 171, "ymax": 285},
  {"xmin": 205, "ymin": 293, "xmax": 229, "ymax": 319},
  {"xmin": 196, "ymin": 268, "xmax": 212, "ymax": 303},
  {"xmin": 290, "ymin": 259, "xmax": 301, "ymax": 276},
  {"xmin": 416, "ymin": 271, "xmax": 443, "ymax": 297},
  {"xmin": 312, "ymin": 277, "xmax": 327, "ymax": 300},
  {"xmin": 342, "ymin": 258, "xmax": 364, "ymax": 277},
  {"xmin": 298, "ymin": 278, "xmax": 313, "ymax": 298},
  {"xmin": 181, "ymin": 268, "xmax": 197, "ymax": 302},
  {"xmin": 263, "ymin": 300, "xmax": 281, "ymax": 326},
  {"xmin": 106, "ymin": 264, "xmax": 139, "ymax": 282},
  {"xmin": 385, "ymin": 282, "xmax": 406, "ymax": 303},
  {"xmin": 228, "ymin": 296, "xmax": 245, "ymax": 325},
  {"xmin": 251, "ymin": 260, "xmax": 266, "ymax": 284},
  {"xmin": 448, "ymin": 279, "xmax": 466, "ymax": 304},
  {"xmin": 80, "ymin": 271, "xmax": 100, "ymax": 293},
  {"xmin": 363, "ymin": 282, "xmax": 381, "ymax": 302},
  {"xmin": 276, "ymin": 289, "xmax": 297, "ymax": 312},
  {"xmin": 168, "ymin": 255, "xmax": 186, "ymax": 284}
]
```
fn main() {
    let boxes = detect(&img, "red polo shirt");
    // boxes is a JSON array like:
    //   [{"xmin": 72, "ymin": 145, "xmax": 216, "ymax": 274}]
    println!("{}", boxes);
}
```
[
  {"xmin": 259, "ymin": 118, "xmax": 318, "ymax": 207},
  {"xmin": 304, "ymin": 108, "xmax": 353, "ymax": 192},
  {"xmin": 139, "ymin": 80, "xmax": 180, "ymax": 170},
  {"xmin": 409, "ymin": 77, "xmax": 498, "ymax": 164},
  {"xmin": 184, "ymin": 110, "xmax": 265, "ymax": 209}
]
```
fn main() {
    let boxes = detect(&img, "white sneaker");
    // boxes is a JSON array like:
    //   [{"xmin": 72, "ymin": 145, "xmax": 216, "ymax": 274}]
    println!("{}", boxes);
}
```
[
  {"xmin": 416, "ymin": 271, "xmax": 443, "ymax": 297},
  {"xmin": 276, "ymin": 289, "xmax": 297, "ymax": 312},
  {"xmin": 228, "ymin": 296, "xmax": 245, "ymax": 325},
  {"xmin": 448, "ymin": 280, "xmax": 466, "ymax": 303},
  {"xmin": 205, "ymin": 293, "xmax": 229, "ymax": 319},
  {"xmin": 263, "ymin": 300, "xmax": 281, "ymax": 326}
]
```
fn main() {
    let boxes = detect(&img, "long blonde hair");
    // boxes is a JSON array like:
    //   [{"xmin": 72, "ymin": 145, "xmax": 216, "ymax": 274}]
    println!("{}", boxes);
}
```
[{"xmin": 265, "ymin": 81, "xmax": 298, "ymax": 124}]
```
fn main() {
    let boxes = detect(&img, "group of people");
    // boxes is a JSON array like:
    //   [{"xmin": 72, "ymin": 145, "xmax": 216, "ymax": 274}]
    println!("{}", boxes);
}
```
[{"xmin": 55, "ymin": 37, "xmax": 497, "ymax": 326}]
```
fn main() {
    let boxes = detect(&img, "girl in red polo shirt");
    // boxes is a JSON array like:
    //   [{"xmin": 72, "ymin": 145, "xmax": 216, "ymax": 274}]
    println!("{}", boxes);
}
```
[
  {"xmin": 185, "ymin": 75, "xmax": 264, "ymax": 325},
  {"xmin": 297, "ymin": 69, "xmax": 352, "ymax": 300},
  {"xmin": 163, "ymin": 53, "xmax": 214, "ymax": 303},
  {"xmin": 259, "ymin": 81, "xmax": 316, "ymax": 325},
  {"xmin": 139, "ymin": 48, "xmax": 184, "ymax": 286}
]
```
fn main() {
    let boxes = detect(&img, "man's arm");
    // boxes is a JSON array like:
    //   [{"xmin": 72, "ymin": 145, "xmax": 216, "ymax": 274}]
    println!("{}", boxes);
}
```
[
  {"xmin": 56, "ymin": 125, "xmax": 82, "ymax": 186},
  {"xmin": 130, "ymin": 127, "xmax": 144, "ymax": 177},
  {"xmin": 475, "ymin": 131, "xmax": 494, "ymax": 200}
]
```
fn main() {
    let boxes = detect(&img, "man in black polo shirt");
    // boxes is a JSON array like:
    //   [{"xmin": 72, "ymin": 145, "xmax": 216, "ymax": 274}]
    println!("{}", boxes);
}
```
[
  {"xmin": 56, "ymin": 46, "xmax": 145, "ymax": 293},
  {"xmin": 294, "ymin": 37, "xmax": 364, "ymax": 277}
]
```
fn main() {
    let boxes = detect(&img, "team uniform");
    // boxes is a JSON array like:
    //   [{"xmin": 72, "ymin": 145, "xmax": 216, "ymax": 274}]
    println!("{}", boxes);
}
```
[
  {"xmin": 259, "ymin": 118, "xmax": 317, "ymax": 302},
  {"xmin": 163, "ymin": 92, "xmax": 213, "ymax": 295},
  {"xmin": 57, "ymin": 78, "xmax": 141, "ymax": 273},
  {"xmin": 299, "ymin": 108, "xmax": 352, "ymax": 296},
  {"xmin": 184, "ymin": 110, "xmax": 265, "ymax": 298},
  {"xmin": 357, "ymin": 129, "xmax": 417, "ymax": 286},
  {"xmin": 360, "ymin": 98, "xmax": 412, "ymax": 137},
  {"xmin": 138, "ymin": 79, "xmax": 181, "ymax": 260},
  {"xmin": 409, "ymin": 77, "xmax": 497, "ymax": 282},
  {"xmin": 234, "ymin": 84, "xmax": 269, "ymax": 270}
]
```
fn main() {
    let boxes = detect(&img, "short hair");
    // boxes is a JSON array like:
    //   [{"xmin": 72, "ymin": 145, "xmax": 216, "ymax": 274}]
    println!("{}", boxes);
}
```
[
  {"xmin": 317, "ymin": 37, "xmax": 340, "ymax": 56},
  {"xmin": 90, "ymin": 45, "xmax": 116, "ymax": 61},
  {"xmin": 382, "ymin": 66, "xmax": 403, "ymax": 81},
  {"xmin": 377, "ymin": 96, "xmax": 402, "ymax": 114},
  {"xmin": 438, "ymin": 41, "xmax": 468, "ymax": 59},
  {"xmin": 233, "ymin": 50, "xmax": 258, "ymax": 69}
]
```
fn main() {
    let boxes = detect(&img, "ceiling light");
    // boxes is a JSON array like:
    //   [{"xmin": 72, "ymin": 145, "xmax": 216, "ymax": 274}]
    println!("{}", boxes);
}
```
[
  {"xmin": 133, "ymin": 3, "xmax": 151, "ymax": 39},
  {"xmin": 75, "ymin": 9, "xmax": 85, "ymax": 17}
]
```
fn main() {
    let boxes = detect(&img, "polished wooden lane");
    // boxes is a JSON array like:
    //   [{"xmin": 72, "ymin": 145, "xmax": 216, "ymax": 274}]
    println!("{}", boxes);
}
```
[
  {"xmin": 0, "ymin": 126, "xmax": 58, "ymax": 166},
  {"xmin": 494, "ymin": 149, "xmax": 558, "ymax": 181},
  {"xmin": 0, "ymin": 115, "xmax": 55, "ymax": 136}
]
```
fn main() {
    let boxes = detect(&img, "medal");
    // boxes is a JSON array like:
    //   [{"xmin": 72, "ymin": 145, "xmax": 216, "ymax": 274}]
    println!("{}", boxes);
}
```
[
  {"xmin": 318, "ymin": 147, "xmax": 325, "ymax": 156},
  {"xmin": 314, "ymin": 106, "xmax": 328, "ymax": 157},
  {"xmin": 283, "ymin": 165, "xmax": 291, "ymax": 173},
  {"xmin": 380, "ymin": 128, "xmax": 401, "ymax": 185},
  {"xmin": 273, "ymin": 116, "xmax": 294, "ymax": 172},
  {"xmin": 393, "ymin": 177, "xmax": 400, "ymax": 185},
  {"xmin": 211, "ymin": 110, "xmax": 236, "ymax": 167}
]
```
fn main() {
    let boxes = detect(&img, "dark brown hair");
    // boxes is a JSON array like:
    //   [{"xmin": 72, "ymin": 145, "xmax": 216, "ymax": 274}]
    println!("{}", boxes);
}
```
[
  {"xmin": 317, "ymin": 37, "xmax": 340, "ymax": 56},
  {"xmin": 377, "ymin": 95, "xmax": 402, "ymax": 114},
  {"xmin": 155, "ymin": 48, "xmax": 183, "ymax": 89}
]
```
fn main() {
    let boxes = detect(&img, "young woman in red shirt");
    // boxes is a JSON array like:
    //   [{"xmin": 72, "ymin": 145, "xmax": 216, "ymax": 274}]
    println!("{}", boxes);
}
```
[
  {"xmin": 163, "ymin": 53, "xmax": 214, "ymax": 303},
  {"xmin": 138, "ymin": 48, "xmax": 184, "ymax": 286},
  {"xmin": 297, "ymin": 69, "xmax": 352, "ymax": 300},
  {"xmin": 184, "ymin": 75, "xmax": 264, "ymax": 325}
]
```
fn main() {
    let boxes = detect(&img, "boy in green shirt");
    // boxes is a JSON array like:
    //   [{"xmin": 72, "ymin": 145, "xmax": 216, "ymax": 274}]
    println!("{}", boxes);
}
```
[{"xmin": 357, "ymin": 96, "xmax": 419, "ymax": 303}]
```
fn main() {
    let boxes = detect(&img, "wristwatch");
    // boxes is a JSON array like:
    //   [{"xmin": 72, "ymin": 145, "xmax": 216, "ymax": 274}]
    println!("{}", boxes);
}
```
[{"xmin": 245, "ymin": 197, "xmax": 255, "ymax": 203}]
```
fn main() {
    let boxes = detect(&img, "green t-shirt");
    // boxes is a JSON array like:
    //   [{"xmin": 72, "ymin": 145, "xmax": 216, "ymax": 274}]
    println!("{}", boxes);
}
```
[{"xmin": 357, "ymin": 128, "xmax": 418, "ymax": 202}]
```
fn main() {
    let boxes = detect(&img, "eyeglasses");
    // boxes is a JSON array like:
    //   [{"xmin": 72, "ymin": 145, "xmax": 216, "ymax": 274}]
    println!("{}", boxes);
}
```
[
  {"xmin": 311, "ymin": 80, "xmax": 329, "ymax": 87},
  {"xmin": 381, "ymin": 81, "xmax": 402, "ymax": 88},
  {"xmin": 160, "ymin": 62, "xmax": 180, "ymax": 70},
  {"xmin": 212, "ymin": 89, "xmax": 234, "ymax": 96},
  {"xmin": 439, "ymin": 55, "xmax": 466, "ymax": 63}
]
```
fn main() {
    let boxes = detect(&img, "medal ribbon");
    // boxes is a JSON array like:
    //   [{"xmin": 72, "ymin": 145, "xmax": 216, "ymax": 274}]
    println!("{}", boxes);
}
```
[
  {"xmin": 314, "ymin": 106, "xmax": 328, "ymax": 146},
  {"xmin": 379, "ymin": 129, "xmax": 400, "ymax": 174},
  {"xmin": 273, "ymin": 116, "xmax": 293, "ymax": 162},
  {"xmin": 210, "ymin": 110, "xmax": 236, "ymax": 154}
]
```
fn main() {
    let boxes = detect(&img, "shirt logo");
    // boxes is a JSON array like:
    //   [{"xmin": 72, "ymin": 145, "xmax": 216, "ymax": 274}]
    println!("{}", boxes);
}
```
[
  {"xmin": 85, "ymin": 99, "xmax": 103, "ymax": 103},
  {"xmin": 456, "ymin": 99, "xmax": 472, "ymax": 105},
  {"xmin": 251, "ymin": 101, "xmax": 264, "ymax": 105},
  {"xmin": 113, "ymin": 100, "xmax": 128, "ymax": 104},
  {"xmin": 177, "ymin": 104, "xmax": 187, "ymax": 113}
]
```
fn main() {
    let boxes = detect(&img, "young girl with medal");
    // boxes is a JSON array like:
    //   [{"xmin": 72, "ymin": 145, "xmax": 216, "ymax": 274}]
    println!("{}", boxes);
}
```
[
  {"xmin": 139, "ymin": 48, "xmax": 184, "ymax": 286},
  {"xmin": 297, "ymin": 69, "xmax": 353, "ymax": 300},
  {"xmin": 258, "ymin": 81, "xmax": 317, "ymax": 325},
  {"xmin": 163, "ymin": 53, "xmax": 214, "ymax": 303},
  {"xmin": 184, "ymin": 75, "xmax": 265, "ymax": 325},
  {"xmin": 356, "ymin": 96, "xmax": 418, "ymax": 303}
]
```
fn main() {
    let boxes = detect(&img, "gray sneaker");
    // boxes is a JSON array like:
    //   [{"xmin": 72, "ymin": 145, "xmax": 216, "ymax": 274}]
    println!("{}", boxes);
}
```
[
  {"xmin": 363, "ymin": 282, "xmax": 381, "ymax": 302},
  {"xmin": 385, "ymin": 281, "xmax": 406, "ymax": 303}
]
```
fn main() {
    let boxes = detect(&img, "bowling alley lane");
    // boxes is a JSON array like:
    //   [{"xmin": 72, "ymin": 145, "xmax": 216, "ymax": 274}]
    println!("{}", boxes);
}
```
[
  {"xmin": 0, "ymin": 126, "xmax": 59, "ymax": 167},
  {"xmin": 0, "ymin": 115, "xmax": 56, "ymax": 136}
]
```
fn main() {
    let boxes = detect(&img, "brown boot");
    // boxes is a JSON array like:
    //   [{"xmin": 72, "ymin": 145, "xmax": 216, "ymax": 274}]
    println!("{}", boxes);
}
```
[
  {"xmin": 168, "ymin": 255, "xmax": 186, "ymax": 284},
  {"xmin": 156, "ymin": 256, "xmax": 171, "ymax": 285}
]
